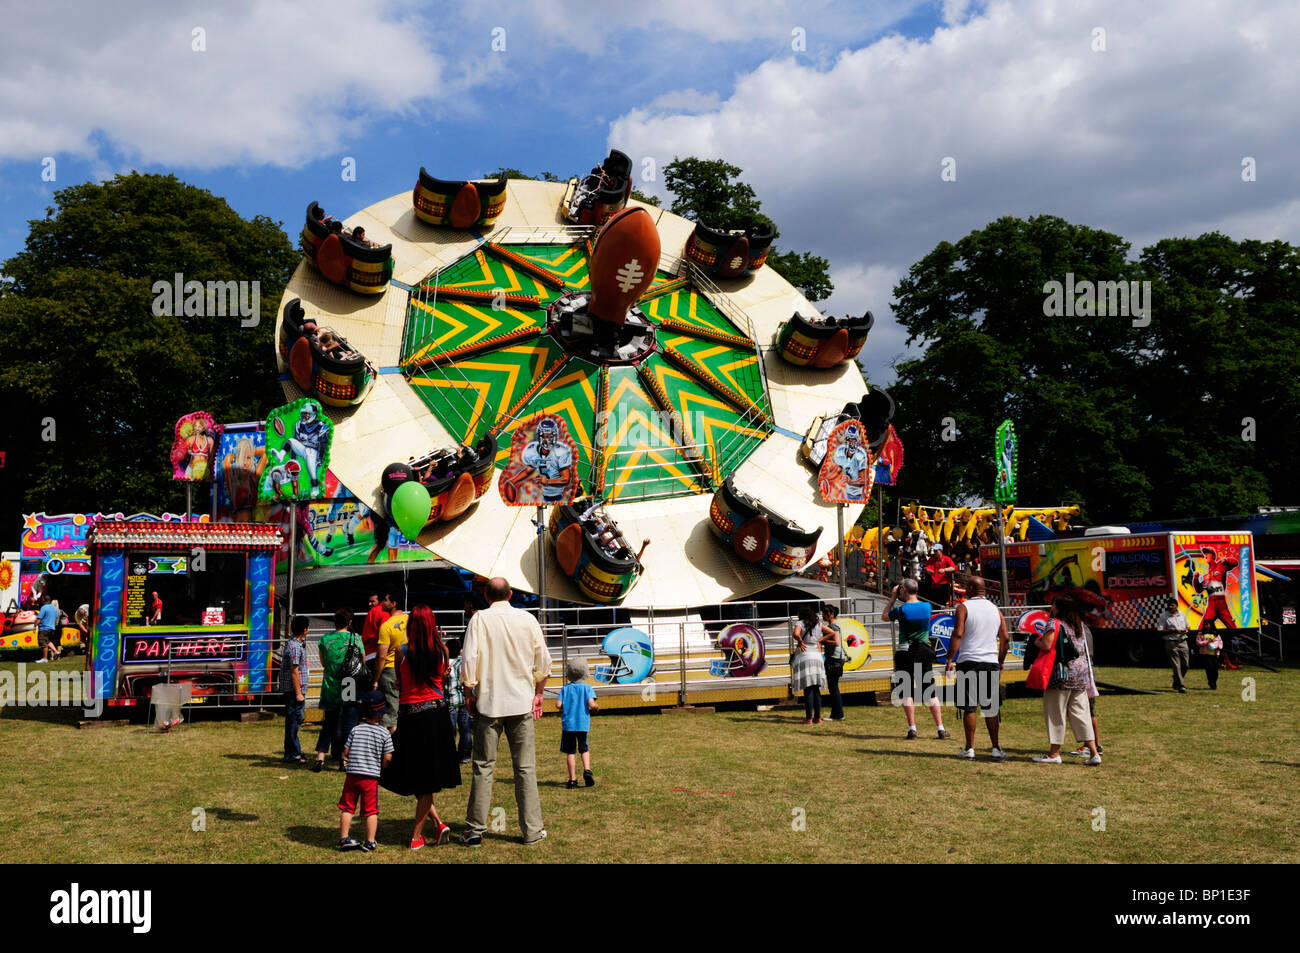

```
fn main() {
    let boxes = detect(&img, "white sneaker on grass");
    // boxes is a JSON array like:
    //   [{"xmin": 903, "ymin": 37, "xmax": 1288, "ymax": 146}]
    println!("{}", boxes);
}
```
[
  {"xmin": 990, "ymin": 747, "xmax": 1007, "ymax": 761},
  {"xmin": 958, "ymin": 748, "xmax": 975, "ymax": 760},
  {"xmin": 1032, "ymin": 754, "xmax": 1062, "ymax": 763},
  {"xmin": 1085, "ymin": 754, "xmax": 1102, "ymax": 766}
]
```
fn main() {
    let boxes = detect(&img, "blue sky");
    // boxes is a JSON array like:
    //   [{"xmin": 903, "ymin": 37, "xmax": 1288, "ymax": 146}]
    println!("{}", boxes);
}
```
[{"xmin": 2, "ymin": 0, "xmax": 1298, "ymax": 384}]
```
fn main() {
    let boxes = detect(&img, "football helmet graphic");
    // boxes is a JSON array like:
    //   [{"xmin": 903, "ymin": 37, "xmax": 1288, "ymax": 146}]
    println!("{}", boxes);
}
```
[
  {"xmin": 595, "ymin": 627, "xmax": 655, "ymax": 684},
  {"xmin": 843, "ymin": 422, "xmax": 862, "ymax": 455},
  {"xmin": 535, "ymin": 417, "xmax": 559, "ymax": 453},
  {"xmin": 710, "ymin": 623, "xmax": 766, "ymax": 677}
]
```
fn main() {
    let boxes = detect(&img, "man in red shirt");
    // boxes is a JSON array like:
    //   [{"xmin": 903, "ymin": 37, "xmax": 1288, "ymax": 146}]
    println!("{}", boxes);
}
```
[
  {"xmin": 360, "ymin": 593, "xmax": 393, "ymax": 665},
  {"xmin": 923, "ymin": 545, "xmax": 958, "ymax": 606}
]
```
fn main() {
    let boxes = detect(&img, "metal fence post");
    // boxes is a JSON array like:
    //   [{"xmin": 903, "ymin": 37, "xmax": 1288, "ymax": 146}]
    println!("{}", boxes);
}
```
[{"xmin": 678, "ymin": 620, "xmax": 687, "ymax": 707}]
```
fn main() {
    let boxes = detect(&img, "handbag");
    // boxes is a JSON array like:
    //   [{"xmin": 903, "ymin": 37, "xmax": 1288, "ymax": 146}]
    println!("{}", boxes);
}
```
[{"xmin": 1025, "ymin": 620, "xmax": 1058, "ymax": 690}]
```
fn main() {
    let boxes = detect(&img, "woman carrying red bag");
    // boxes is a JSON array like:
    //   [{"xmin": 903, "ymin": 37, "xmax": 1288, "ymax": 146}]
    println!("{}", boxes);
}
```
[{"xmin": 1031, "ymin": 596, "xmax": 1101, "ymax": 766}]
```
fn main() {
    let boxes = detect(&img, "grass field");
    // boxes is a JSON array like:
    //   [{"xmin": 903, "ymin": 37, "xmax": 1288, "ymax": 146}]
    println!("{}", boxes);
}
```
[{"xmin": 1, "ymin": 656, "xmax": 1296, "ymax": 864}]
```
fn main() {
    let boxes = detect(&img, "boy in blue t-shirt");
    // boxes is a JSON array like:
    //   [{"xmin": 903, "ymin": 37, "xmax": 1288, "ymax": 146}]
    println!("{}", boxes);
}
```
[{"xmin": 556, "ymin": 658, "xmax": 599, "ymax": 788}]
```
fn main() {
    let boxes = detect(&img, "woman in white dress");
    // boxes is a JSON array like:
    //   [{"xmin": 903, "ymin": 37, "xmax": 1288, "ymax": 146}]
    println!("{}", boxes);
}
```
[{"xmin": 791, "ymin": 605, "xmax": 828, "ymax": 724}]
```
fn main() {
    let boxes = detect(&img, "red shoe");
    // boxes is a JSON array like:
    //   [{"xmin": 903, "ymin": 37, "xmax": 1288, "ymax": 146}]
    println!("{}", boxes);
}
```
[
  {"xmin": 409, "ymin": 836, "xmax": 426, "ymax": 851},
  {"xmin": 435, "ymin": 823, "xmax": 451, "ymax": 845}
]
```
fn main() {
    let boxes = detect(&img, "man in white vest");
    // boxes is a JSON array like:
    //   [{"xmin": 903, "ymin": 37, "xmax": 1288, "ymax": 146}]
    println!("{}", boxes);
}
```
[{"xmin": 945, "ymin": 576, "xmax": 1009, "ymax": 761}]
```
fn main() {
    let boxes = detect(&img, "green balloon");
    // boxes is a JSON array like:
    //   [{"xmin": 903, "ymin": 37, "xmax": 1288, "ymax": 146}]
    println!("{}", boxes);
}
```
[{"xmin": 390, "ymin": 480, "xmax": 432, "ymax": 541}]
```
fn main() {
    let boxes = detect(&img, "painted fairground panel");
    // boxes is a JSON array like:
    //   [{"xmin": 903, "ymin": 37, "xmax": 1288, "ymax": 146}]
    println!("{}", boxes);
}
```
[
  {"xmin": 170, "ymin": 412, "xmax": 221, "ymax": 482},
  {"xmin": 18, "ymin": 512, "xmax": 205, "ymax": 609},
  {"xmin": 498, "ymin": 413, "xmax": 582, "ymax": 506},
  {"xmin": 293, "ymin": 488, "xmax": 431, "ymax": 568},
  {"xmin": 1173, "ymin": 533, "xmax": 1259, "ymax": 630},
  {"xmin": 215, "ymin": 460, "xmax": 432, "ymax": 569},
  {"xmin": 818, "ymin": 419, "xmax": 876, "ymax": 505},
  {"xmin": 999, "ymin": 535, "xmax": 1173, "ymax": 630},
  {"xmin": 258, "ymin": 398, "xmax": 333, "ymax": 503}
]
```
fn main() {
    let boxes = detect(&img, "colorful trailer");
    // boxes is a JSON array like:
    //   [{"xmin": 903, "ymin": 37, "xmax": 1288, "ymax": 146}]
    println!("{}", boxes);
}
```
[
  {"xmin": 981, "ymin": 530, "xmax": 1260, "ymax": 661},
  {"xmin": 86, "ymin": 520, "xmax": 282, "ymax": 711}
]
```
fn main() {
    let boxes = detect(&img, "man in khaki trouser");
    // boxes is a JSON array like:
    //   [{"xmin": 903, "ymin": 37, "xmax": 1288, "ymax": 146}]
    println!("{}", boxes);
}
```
[
  {"xmin": 1156, "ymin": 599, "xmax": 1190, "ymax": 693},
  {"xmin": 459, "ymin": 577, "xmax": 553, "ymax": 846}
]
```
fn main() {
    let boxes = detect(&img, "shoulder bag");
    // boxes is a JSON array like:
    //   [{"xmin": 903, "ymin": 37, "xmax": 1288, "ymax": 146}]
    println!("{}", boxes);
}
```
[{"xmin": 1025, "ymin": 620, "xmax": 1059, "ymax": 691}]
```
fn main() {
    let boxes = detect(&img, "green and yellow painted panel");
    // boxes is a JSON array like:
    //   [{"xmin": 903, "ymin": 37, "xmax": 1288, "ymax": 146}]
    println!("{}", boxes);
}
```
[
  {"xmin": 408, "ymin": 337, "xmax": 568, "ymax": 445},
  {"xmin": 637, "ymin": 355, "xmax": 767, "ymax": 481},
  {"xmin": 602, "ymin": 366, "xmax": 706, "ymax": 501}
]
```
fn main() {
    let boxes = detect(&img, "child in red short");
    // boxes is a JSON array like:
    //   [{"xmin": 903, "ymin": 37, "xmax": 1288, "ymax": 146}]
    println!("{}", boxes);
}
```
[{"xmin": 338, "ymin": 691, "xmax": 393, "ymax": 852}]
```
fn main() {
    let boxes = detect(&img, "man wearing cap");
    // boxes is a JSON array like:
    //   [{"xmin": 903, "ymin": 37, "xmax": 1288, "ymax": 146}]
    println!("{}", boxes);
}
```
[
  {"xmin": 1156, "ymin": 598, "xmax": 1190, "ymax": 693},
  {"xmin": 922, "ymin": 544, "xmax": 958, "ymax": 606}
]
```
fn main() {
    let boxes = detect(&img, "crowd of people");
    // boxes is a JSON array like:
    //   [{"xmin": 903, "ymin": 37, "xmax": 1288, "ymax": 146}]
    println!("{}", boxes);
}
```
[
  {"xmin": 783, "ymin": 574, "xmax": 1107, "ymax": 765},
  {"xmin": 277, "ymin": 564, "xmax": 1244, "ymax": 851},
  {"xmin": 282, "ymin": 576, "xmax": 567, "ymax": 852}
]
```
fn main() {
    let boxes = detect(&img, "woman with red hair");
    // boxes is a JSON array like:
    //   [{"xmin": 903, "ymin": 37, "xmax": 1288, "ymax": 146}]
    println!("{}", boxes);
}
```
[{"xmin": 380, "ymin": 604, "xmax": 460, "ymax": 848}]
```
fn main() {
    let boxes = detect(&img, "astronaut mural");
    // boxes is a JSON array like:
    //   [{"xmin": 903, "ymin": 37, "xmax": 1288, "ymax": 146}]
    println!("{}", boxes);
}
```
[
  {"xmin": 498, "ymin": 413, "xmax": 581, "ymax": 507},
  {"xmin": 818, "ymin": 419, "xmax": 876, "ymax": 505},
  {"xmin": 258, "ymin": 398, "xmax": 334, "ymax": 503}
]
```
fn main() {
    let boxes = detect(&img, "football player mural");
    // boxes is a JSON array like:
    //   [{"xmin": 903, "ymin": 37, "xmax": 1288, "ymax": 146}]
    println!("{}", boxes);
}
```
[
  {"xmin": 595, "ymin": 627, "xmax": 655, "ymax": 684},
  {"xmin": 170, "ymin": 412, "xmax": 221, "ymax": 482},
  {"xmin": 818, "ymin": 419, "xmax": 875, "ymax": 505},
  {"xmin": 1191, "ymin": 544, "xmax": 1240, "ymax": 630},
  {"xmin": 498, "ymin": 413, "xmax": 581, "ymax": 507},
  {"xmin": 709, "ymin": 623, "xmax": 767, "ymax": 677},
  {"xmin": 259, "ymin": 398, "xmax": 333, "ymax": 503}
]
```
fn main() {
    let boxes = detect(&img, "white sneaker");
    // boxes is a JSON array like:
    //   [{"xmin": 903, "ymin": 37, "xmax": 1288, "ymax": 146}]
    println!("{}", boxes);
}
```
[
  {"xmin": 958, "ymin": 747, "xmax": 975, "ymax": 760},
  {"xmin": 1085, "ymin": 754, "xmax": 1102, "ymax": 766},
  {"xmin": 1032, "ymin": 754, "xmax": 1062, "ymax": 763},
  {"xmin": 990, "ymin": 747, "xmax": 1007, "ymax": 761}
]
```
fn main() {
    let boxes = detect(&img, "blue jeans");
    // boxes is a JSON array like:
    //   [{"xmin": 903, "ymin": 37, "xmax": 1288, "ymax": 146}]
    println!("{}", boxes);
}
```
[
  {"xmin": 450, "ymin": 705, "xmax": 473, "ymax": 760},
  {"xmin": 283, "ymin": 692, "xmax": 305, "ymax": 760},
  {"xmin": 316, "ymin": 703, "xmax": 359, "ymax": 760}
]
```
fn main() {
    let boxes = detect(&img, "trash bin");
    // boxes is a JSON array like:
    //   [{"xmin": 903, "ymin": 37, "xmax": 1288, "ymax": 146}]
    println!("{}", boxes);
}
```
[{"xmin": 151, "ymin": 682, "xmax": 191, "ymax": 730}]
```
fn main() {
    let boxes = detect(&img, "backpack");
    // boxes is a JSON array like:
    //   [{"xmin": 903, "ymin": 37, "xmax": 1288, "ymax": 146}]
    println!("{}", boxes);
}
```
[{"xmin": 339, "ymin": 633, "xmax": 371, "ymax": 693}]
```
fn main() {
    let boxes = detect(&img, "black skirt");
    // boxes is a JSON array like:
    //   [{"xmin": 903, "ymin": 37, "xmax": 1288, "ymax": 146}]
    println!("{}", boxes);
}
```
[{"xmin": 380, "ymin": 704, "xmax": 461, "ymax": 796}]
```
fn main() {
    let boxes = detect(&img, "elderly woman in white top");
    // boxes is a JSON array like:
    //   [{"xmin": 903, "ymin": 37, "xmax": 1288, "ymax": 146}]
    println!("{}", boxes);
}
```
[{"xmin": 791, "ymin": 605, "xmax": 828, "ymax": 725}]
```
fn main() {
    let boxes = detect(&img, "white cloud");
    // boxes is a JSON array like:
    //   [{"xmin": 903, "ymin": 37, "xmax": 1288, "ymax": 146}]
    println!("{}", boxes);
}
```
[
  {"xmin": 608, "ymin": 0, "xmax": 1300, "ymax": 382},
  {"xmin": 0, "ymin": 0, "xmax": 449, "ymax": 168},
  {"xmin": 503, "ymin": 0, "xmax": 921, "ymax": 53}
]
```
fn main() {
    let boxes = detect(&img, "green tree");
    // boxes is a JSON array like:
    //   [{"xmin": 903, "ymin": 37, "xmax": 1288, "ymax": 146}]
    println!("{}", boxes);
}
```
[
  {"xmin": 887, "ymin": 216, "xmax": 1296, "ymax": 521},
  {"xmin": 485, "ymin": 167, "xmax": 560, "ymax": 182},
  {"xmin": 766, "ymin": 249, "xmax": 833, "ymax": 303},
  {"xmin": 662, "ymin": 156, "xmax": 832, "ymax": 301},
  {"xmin": 0, "ymin": 173, "xmax": 297, "ymax": 539},
  {"xmin": 663, "ymin": 157, "xmax": 768, "ymax": 231},
  {"xmin": 630, "ymin": 187, "xmax": 660, "ymax": 207}
]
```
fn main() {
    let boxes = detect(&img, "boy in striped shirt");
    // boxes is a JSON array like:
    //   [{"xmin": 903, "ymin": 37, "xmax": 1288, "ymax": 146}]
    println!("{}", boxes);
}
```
[{"xmin": 338, "ymin": 691, "xmax": 393, "ymax": 852}]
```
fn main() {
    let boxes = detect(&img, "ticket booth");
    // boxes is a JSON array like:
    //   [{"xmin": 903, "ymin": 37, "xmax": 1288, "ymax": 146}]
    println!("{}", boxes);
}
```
[{"xmin": 86, "ymin": 520, "xmax": 282, "ymax": 710}]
